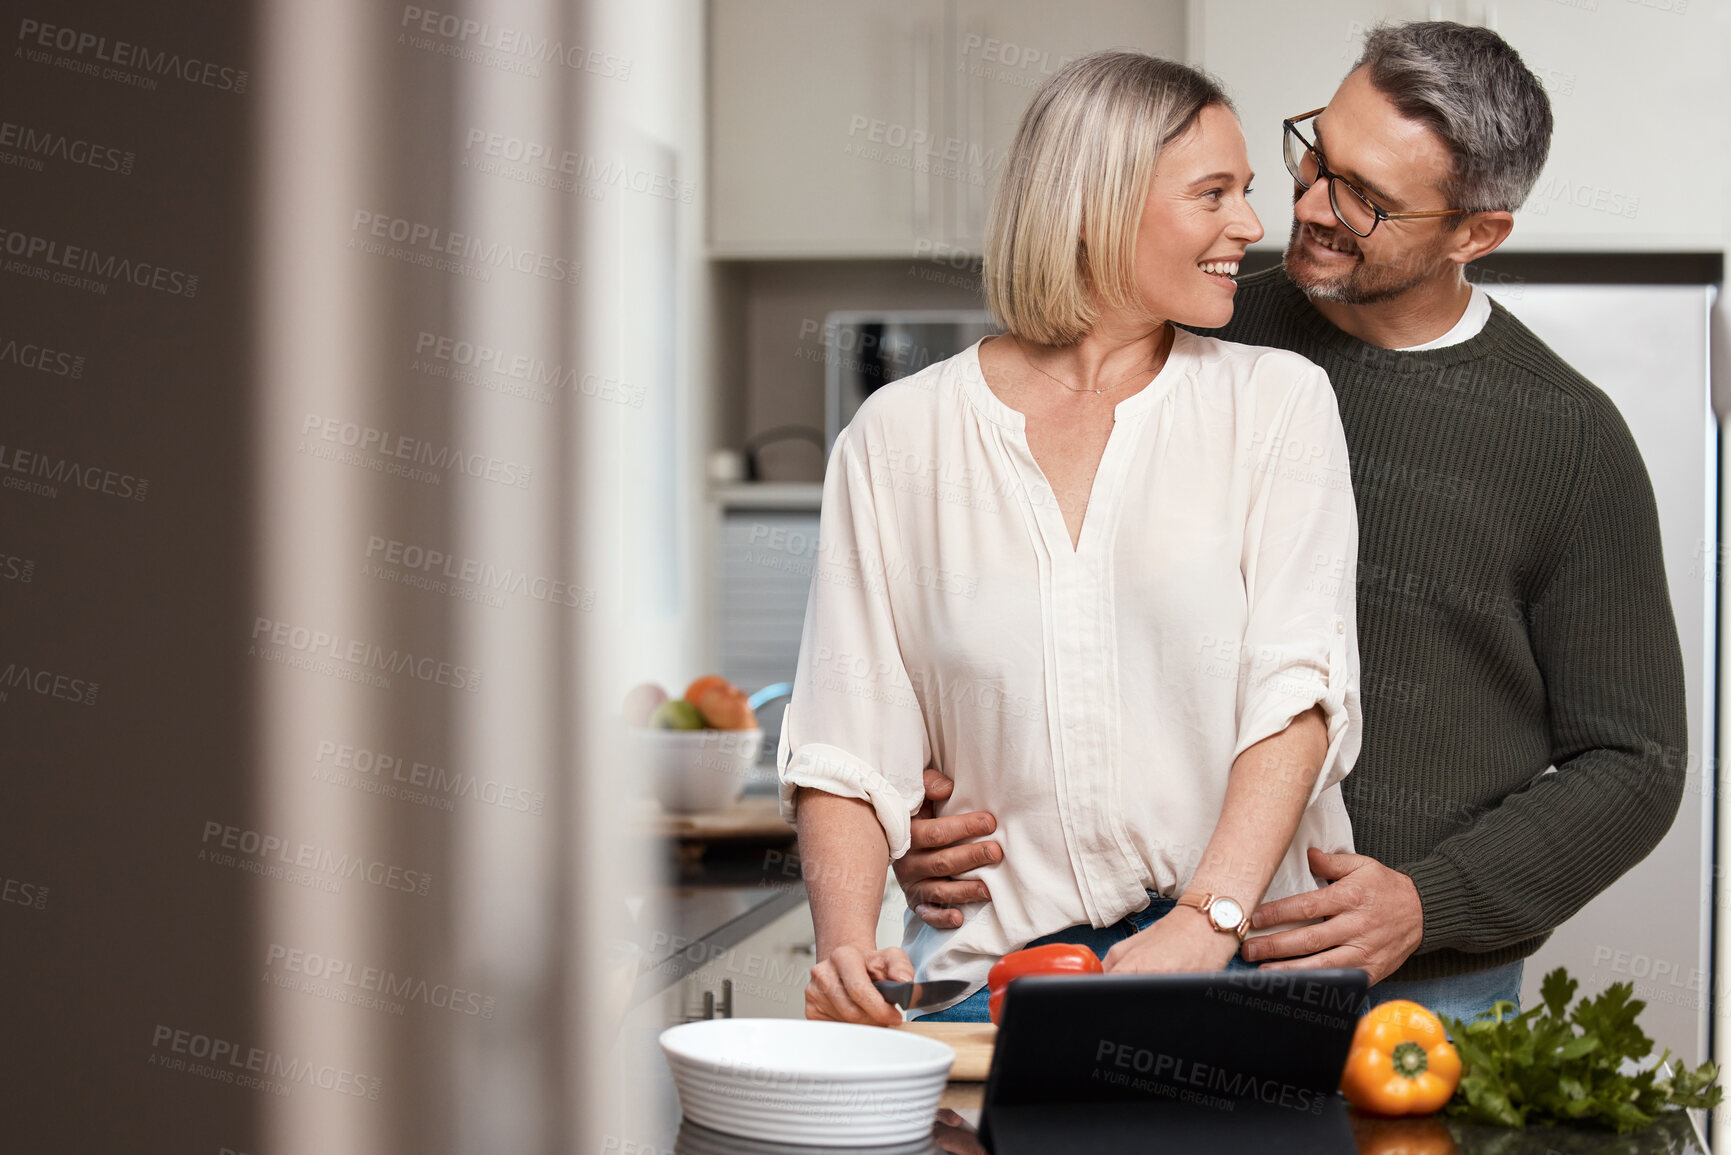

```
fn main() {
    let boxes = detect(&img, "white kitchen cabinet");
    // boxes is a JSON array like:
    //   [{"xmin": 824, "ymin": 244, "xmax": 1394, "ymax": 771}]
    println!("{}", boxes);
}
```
[
  {"xmin": 709, "ymin": 0, "xmax": 1186, "ymax": 257},
  {"xmin": 710, "ymin": 0, "xmax": 935, "ymax": 257},
  {"xmin": 941, "ymin": 0, "xmax": 1185, "ymax": 253},
  {"xmin": 655, "ymin": 874, "xmax": 912, "ymax": 1024},
  {"xmin": 668, "ymin": 897, "xmax": 817, "ymax": 1021}
]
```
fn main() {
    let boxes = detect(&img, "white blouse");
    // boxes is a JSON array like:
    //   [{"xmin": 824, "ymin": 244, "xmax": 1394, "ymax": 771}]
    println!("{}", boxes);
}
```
[{"xmin": 777, "ymin": 330, "xmax": 1362, "ymax": 1011}]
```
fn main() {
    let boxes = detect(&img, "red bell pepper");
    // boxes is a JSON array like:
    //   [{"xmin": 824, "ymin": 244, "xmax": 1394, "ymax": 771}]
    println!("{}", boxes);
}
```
[{"xmin": 986, "ymin": 942, "xmax": 1103, "ymax": 1024}]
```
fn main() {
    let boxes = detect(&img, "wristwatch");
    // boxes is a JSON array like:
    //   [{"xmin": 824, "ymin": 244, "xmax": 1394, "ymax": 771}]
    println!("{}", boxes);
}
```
[{"xmin": 1176, "ymin": 891, "xmax": 1252, "ymax": 942}]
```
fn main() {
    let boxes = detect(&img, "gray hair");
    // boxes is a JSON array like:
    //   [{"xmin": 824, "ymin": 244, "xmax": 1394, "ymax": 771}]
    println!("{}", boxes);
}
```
[{"xmin": 1353, "ymin": 21, "xmax": 1552, "ymax": 213}]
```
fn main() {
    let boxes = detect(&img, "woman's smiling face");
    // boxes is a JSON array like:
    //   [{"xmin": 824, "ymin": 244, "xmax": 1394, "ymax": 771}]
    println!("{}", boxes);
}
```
[{"xmin": 1124, "ymin": 103, "xmax": 1264, "ymax": 330}]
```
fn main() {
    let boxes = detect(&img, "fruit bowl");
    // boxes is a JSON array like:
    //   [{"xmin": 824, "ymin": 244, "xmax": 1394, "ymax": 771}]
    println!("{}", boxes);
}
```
[{"xmin": 633, "ymin": 727, "xmax": 764, "ymax": 813}]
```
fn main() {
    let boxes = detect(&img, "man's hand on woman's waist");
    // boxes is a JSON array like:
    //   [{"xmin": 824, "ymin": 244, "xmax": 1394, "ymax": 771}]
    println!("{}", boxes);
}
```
[
  {"xmin": 1240, "ymin": 847, "xmax": 1424, "ymax": 984},
  {"xmin": 894, "ymin": 768, "xmax": 1003, "ymax": 929},
  {"xmin": 898, "ymin": 771, "xmax": 1427, "ymax": 986}
]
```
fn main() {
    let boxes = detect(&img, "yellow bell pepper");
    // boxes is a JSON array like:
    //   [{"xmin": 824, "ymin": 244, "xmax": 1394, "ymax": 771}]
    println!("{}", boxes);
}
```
[{"xmin": 1340, "ymin": 999, "xmax": 1462, "ymax": 1116}]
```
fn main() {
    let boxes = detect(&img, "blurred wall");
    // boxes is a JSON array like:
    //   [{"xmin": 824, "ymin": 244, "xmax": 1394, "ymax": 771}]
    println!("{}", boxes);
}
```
[
  {"xmin": 2, "ymin": 0, "xmax": 262, "ymax": 1148},
  {"xmin": 2, "ymin": 0, "xmax": 707, "ymax": 1150}
]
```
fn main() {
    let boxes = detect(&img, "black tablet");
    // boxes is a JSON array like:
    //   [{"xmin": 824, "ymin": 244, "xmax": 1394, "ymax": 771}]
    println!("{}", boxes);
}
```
[{"xmin": 979, "ymin": 968, "xmax": 1369, "ymax": 1155}]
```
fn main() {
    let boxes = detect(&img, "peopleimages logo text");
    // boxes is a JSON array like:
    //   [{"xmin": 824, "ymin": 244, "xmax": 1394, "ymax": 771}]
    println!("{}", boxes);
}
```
[
  {"xmin": 0, "ymin": 119, "xmax": 134, "ymax": 173},
  {"xmin": 0, "ymin": 659, "xmax": 99, "ymax": 705},
  {"xmin": 365, "ymin": 535, "xmax": 593, "ymax": 610},
  {"xmin": 18, "ymin": 19, "xmax": 248, "ymax": 92},
  {"xmin": 0, "ymin": 226, "xmax": 198, "ymax": 296},
  {"xmin": 414, "ymin": 330, "xmax": 643, "ymax": 407},
  {"xmin": 266, "ymin": 944, "xmax": 498, "ymax": 1017},
  {"xmin": 301, "ymin": 414, "xmax": 532, "ymax": 489},
  {"xmin": 250, "ymin": 616, "xmax": 483, "ymax": 693},
  {"xmin": 0, "ymin": 443, "xmax": 148, "ymax": 501},
  {"xmin": 399, "ymin": 6, "xmax": 630, "ymax": 79},
  {"xmin": 463, "ymin": 129, "xmax": 694, "ymax": 203},
  {"xmin": 351, "ymin": 211, "xmax": 581, "ymax": 284},
  {"xmin": 0, "ymin": 334, "xmax": 85, "ymax": 378},
  {"xmin": 149, "ymin": 1025, "xmax": 380, "ymax": 1098},
  {"xmin": 201, "ymin": 820, "xmax": 433, "ymax": 897},
  {"xmin": 315, "ymin": 738, "xmax": 548, "ymax": 815}
]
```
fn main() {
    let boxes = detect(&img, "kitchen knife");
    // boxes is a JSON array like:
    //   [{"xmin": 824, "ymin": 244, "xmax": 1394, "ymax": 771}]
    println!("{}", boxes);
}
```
[{"xmin": 871, "ymin": 979, "xmax": 969, "ymax": 1010}]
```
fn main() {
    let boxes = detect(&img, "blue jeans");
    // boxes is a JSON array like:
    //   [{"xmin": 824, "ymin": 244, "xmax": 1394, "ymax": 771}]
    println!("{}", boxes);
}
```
[
  {"xmin": 1364, "ymin": 960, "xmax": 1524, "ymax": 1028},
  {"xmin": 911, "ymin": 894, "xmax": 1261, "ymax": 1023}
]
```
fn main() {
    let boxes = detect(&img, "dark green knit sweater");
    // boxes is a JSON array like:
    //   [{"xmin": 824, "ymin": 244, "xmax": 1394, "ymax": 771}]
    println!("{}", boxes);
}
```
[{"xmin": 1191, "ymin": 266, "xmax": 1688, "ymax": 982}]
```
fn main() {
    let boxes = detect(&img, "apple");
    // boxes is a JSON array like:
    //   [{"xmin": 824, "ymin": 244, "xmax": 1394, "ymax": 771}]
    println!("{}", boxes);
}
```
[
  {"xmin": 649, "ymin": 699, "xmax": 704, "ymax": 730},
  {"xmin": 622, "ymin": 682, "xmax": 669, "ymax": 727}
]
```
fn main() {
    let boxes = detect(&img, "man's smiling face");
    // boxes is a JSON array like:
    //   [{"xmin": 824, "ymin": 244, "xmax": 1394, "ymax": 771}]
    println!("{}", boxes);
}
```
[{"xmin": 1283, "ymin": 67, "xmax": 1463, "ymax": 305}]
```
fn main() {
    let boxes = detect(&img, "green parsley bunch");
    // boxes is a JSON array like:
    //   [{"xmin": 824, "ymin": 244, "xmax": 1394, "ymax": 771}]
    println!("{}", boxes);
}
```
[{"xmin": 1443, "ymin": 968, "xmax": 1721, "ymax": 1132}]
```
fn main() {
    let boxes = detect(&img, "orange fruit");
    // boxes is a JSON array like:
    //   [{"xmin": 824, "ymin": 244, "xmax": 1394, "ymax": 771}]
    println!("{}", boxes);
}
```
[
  {"xmin": 683, "ymin": 675, "xmax": 732, "ymax": 705},
  {"xmin": 689, "ymin": 682, "xmax": 757, "ymax": 730}
]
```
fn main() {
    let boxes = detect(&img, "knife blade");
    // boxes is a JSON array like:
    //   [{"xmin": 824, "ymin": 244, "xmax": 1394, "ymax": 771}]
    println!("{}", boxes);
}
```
[{"xmin": 872, "ymin": 979, "xmax": 970, "ymax": 1010}]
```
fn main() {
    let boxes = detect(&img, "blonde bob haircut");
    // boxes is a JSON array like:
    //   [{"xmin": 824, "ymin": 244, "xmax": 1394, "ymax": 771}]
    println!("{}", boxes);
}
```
[{"xmin": 983, "ymin": 51, "xmax": 1233, "ymax": 347}]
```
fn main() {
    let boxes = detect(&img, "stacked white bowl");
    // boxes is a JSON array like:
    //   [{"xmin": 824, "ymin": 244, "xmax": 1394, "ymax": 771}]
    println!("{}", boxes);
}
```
[
  {"xmin": 632, "ymin": 727, "xmax": 763, "ymax": 812},
  {"xmin": 659, "ymin": 1019, "xmax": 955, "ymax": 1147},
  {"xmin": 673, "ymin": 1119, "xmax": 937, "ymax": 1155}
]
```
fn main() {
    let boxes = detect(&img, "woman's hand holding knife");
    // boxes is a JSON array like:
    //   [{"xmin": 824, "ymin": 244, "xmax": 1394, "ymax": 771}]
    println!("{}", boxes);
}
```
[{"xmin": 796, "ymin": 787, "xmax": 916, "ymax": 1026}]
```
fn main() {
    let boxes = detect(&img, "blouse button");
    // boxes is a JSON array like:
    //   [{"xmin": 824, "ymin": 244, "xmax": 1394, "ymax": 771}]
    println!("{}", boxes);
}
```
[{"xmin": 1335, "ymin": 619, "xmax": 1345, "ymax": 634}]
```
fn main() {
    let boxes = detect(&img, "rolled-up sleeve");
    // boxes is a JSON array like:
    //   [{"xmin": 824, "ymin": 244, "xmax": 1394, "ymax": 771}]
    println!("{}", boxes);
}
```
[
  {"xmin": 777, "ymin": 425, "xmax": 931, "ymax": 858},
  {"xmin": 1232, "ymin": 361, "xmax": 1363, "ymax": 806}
]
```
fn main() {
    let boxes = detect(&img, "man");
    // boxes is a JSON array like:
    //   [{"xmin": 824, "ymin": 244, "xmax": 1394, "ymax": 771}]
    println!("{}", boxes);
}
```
[{"xmin": 893, "ymin": 21, "xmax": 1687, "ymax": 1022}]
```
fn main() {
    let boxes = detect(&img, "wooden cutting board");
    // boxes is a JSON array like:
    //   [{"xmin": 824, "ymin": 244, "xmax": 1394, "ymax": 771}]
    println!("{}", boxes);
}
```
[
  {"xmin": 642, "ymin": 794, "xmax": 795, "ymax": 841},
  {"xmin": 894, "ymin": 1021, "xmax": 996, "ymax": 1082}
]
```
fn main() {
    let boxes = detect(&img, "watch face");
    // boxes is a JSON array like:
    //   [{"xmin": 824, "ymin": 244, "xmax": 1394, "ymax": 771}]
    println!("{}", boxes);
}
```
[{"xmin": 1210, "ymin": 897, "xmax": 1244, "ymax": 929}]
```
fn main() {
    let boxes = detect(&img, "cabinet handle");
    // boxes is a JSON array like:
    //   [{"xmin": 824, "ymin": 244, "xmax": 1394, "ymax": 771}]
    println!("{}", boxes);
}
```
[
  {"xmin": 950, "ymin": 0, "xmax": 972, "ymax": 243},
  {"xmin": 914, "ymin": 13, "xmax": 931, "ymax": 239},
  {"xmin": 967, "ymin": 17, "xmax": 985, "ymax": 244}
]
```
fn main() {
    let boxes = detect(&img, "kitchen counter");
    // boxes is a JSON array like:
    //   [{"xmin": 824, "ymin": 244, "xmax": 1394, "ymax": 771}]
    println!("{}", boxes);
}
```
[
  {"xmin": 655, "ymin": 1102, "xmax": 1707, "ymax": 1154},
  {"xmin": 616, "ymin": 1004, "xmax": 1706, "ymax": 1155},
  {"xmin": 1353, "ymin": 1111, "xmax": 1705, "ymax": 1155},
  {"xmin": 608, "ymin": 817, "xmax": 1709, "ymax": 1152},
  {"xmin": 632, "ymin": 874, "xmax": 807, "ymax": 1004}
]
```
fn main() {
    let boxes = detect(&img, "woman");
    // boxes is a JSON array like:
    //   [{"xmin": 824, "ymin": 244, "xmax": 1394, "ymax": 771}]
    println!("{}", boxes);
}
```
[{"xmin": 777, "ymin": 52, "xmax": 1361, "ymax": 1025}]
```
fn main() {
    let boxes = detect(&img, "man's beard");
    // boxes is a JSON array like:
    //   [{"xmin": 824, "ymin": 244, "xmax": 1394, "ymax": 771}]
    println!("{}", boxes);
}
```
[{"xmin": 1282, "ymin": 218, "xmax": 1451, "ymax": 306}]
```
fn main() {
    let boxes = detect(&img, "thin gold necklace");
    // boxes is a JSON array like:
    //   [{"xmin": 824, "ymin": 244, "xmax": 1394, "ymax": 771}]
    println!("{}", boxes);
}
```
[{"xmin": 1012, "ymin": 328, "xmax": 1173, "ymax": 396}]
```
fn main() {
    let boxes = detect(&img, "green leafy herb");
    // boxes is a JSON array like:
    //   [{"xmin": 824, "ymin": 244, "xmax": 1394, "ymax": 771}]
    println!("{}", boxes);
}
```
[{"xmin": 1442, "ymin": 967, "xmax": 1721, "ymax": 1133}]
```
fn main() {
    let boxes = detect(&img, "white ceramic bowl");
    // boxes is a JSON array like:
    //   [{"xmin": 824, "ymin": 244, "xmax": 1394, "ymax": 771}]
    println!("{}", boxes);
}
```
[
  {"xmin": 660, "ymin": 1019, "xmax": 954, "ymax": 1147},
  {"xmin": 674, "ymin": 1118, "xmax": 936, "ymax": 1155},
  {"xmin": 633, "ymin": 727, "xmax": 763, "ymax": 813}
]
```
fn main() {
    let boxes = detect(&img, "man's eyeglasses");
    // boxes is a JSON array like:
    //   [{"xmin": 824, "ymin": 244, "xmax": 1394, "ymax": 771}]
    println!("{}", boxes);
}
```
[{"xmin": 1282, "ymin": 108, "xmax": 1470, "ymax": 238}]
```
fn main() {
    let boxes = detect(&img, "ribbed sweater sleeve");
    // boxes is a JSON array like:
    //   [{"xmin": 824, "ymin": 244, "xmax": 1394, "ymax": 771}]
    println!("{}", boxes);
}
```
[{"xmin": 1398, "ymin": 392, "xmax": 1689, "ymax": 953}]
